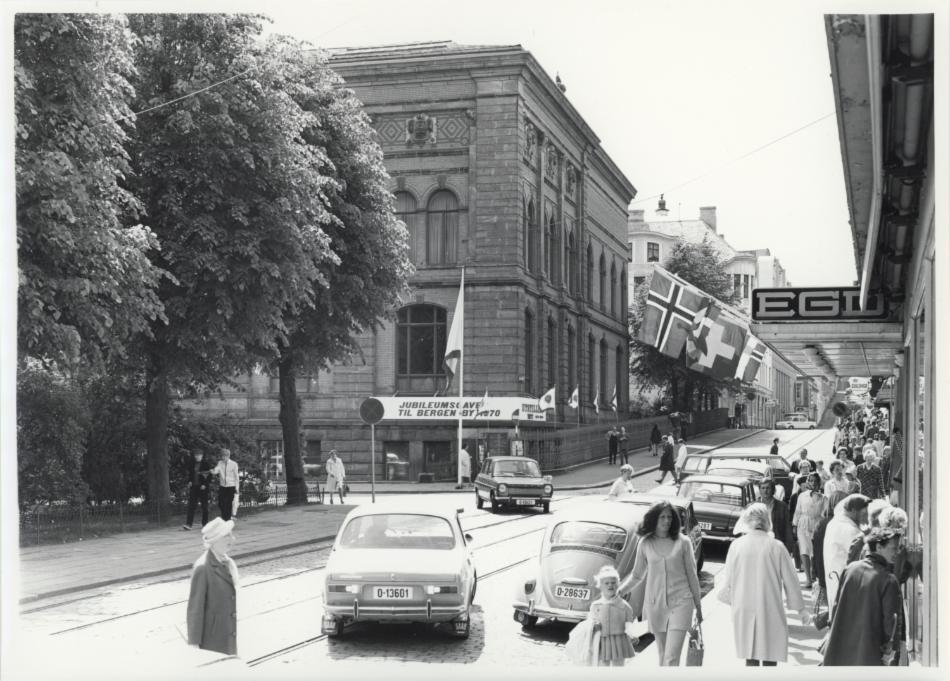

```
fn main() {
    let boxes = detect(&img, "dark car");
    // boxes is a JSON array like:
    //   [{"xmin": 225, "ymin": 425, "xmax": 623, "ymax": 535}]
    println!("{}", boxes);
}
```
[
  {"xmin": 676, "ymin": 474, "xmax": 760, "ymax": 542},
  {"xmin": 705, "ymin": 460, "xmax": 791, "ymax": 500},
  {"xmin": 679, "ymin": 453, "xmax": 792, "ymax": 498},
  {"xmin": 615, "ymin": 493, "xmax": 705, "ymax": 570},
  {"xmin": 475, "ymin": 456, "xmax": 553, "ymax": 513}
]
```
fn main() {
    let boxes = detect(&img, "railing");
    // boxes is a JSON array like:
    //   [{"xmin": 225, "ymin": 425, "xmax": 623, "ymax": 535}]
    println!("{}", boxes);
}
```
[{"xmin": 18, "ymin": 483, "xmax": 327, "ymax": 547}]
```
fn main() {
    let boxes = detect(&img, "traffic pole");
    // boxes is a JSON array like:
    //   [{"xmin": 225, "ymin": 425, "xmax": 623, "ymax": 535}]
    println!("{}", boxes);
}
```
[{"xmin": 370, "ymin": 423, "xmax": 376, "ymax": 503}]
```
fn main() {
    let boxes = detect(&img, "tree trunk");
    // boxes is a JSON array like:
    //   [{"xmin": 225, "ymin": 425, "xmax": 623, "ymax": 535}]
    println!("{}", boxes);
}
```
[
  {"xmin": 278, "ymin": 347, "xmax": 308, "ymax": 505},
  {"xmin": 145, "ymin": 352, "xmax": 170, "ymax": 521}
]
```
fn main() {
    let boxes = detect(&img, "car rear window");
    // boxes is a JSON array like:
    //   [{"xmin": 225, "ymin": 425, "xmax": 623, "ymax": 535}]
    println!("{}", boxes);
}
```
[
  {"xmin": 493, "ymin": 460, "xmax": 541, "ymax": 477},
  {"xmin": 339, "ymin": 513, "xmax": 456, "ymax": 550},
  {"xmin": 678, "ymin": 481, "xmax": 746, "ymax": 507},
  {"xmin": 706, "ymin": 466, "xmax": 763, "ymax": 478},
  {"xmin": 766, "ymin": 457, "xmax": 791, "ymax": 473},
  {"xmin": 551, "ymin": 521, "xmax": 627, "ymax": 552},
  {"xmin": 683, "ymin": 457, "xmax": 706, "ymax": 472}
]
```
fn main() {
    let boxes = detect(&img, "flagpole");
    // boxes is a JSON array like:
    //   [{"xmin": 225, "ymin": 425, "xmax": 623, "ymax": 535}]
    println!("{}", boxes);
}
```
[{"xmin": 457, "ymin": 266, "xmax": 465, "ymax": 488}]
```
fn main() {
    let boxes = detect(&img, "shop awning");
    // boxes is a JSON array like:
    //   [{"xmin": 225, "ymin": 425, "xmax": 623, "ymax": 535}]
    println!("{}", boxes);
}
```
[{"xmin": 752, "ymin": 321, "xmax": 903, "ymax": 379}]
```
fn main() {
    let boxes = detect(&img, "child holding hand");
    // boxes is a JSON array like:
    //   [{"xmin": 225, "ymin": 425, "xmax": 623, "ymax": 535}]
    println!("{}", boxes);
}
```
[{"xmin": 589, "ymin": 565, "xmax": 638, "ymax": 666}]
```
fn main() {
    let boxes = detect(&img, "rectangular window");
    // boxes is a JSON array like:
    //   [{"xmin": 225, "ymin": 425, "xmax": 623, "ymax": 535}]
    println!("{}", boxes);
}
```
[
  {"xmin": 423, "ymin": 441, "xmax": 454, "ymax": 481},
  {"xmin": 734, "ymin": 274, "xmax": 742, "ymax": 297},
  {"xmin": 743, "ymin": 275, "xmax": 750, "ymax": 299},
  {"xmin": 304, "ymin": 440, "xmax": 321, "ymax": 477},
  {"xmin": 588, "ymin": 337, "xmax": 596, "ymax": 401},
  {"xmin": 547, "ymin": 321, "xmax": 556, "ymax": 391},
  {"xmin": 647, "ymin": 242, "xmax": 659, "ymax": 262},
  {"xmin": 634, "ymin": 276, "xmax": 645, "ymax": 289},
  {"xmin": 260, "ymin": 440, "xmax": 284, "ymax": 480},
  {"xmin": 383, "ymin": 441, "xmax": 410, "ymax": 481}
]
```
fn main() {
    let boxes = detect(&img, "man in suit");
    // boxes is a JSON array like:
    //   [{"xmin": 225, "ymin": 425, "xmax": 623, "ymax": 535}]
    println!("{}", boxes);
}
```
[
  {"xmin": 182, "ymin": 448, "xmax": 213, "ymax": 530},
  {"xmin": 759, "ymin": 478, "xmax": 793, "ymax": 554}
]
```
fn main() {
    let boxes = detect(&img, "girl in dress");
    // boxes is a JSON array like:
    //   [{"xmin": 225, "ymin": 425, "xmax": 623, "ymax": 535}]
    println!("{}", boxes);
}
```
[{"xmin": 588, "ymin": 565, "xmax": 638, "ymax": 666}]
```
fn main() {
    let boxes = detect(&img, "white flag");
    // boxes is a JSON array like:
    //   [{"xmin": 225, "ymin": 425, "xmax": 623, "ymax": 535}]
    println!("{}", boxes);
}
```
[
  {"xmin": 568, "ymin": 385, "xmax": 579, "ymax": 410},
  {"xmin": 593, "ymin": 389, "xmax": 600, "ymax": 414},
  {"xmin": 610, "ymin": 385, "xmax": 618, "ymax": 412},
  {"xmin": 443, "ymin": 271, "xmax": 464, "ymax": 387},
  {"xmin": 476, "ymin": 388, "xmax": 490, "ymax": 418},
  {"xmin": 538, "ymin": 386, "xmax": 556, "ymax": 411}
]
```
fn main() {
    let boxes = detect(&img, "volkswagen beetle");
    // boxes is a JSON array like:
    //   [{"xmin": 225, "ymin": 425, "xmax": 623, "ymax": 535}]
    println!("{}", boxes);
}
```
[{"xmin": 322, "ymin": 502, "xmax": 477, "ymax": 638}]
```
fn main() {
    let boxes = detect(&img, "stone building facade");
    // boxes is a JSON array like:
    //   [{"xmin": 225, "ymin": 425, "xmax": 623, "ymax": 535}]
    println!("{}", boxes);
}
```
[{"xmin": 182, "ymin": 42, "xmax": 636, "ymax": 481}]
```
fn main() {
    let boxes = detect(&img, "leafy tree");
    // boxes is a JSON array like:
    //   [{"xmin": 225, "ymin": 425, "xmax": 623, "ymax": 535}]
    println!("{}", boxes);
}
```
[
  {"xmin": 15, "ymin": 14, "xmax": 165, "ymax": 369},
  {"xmin": 125, "ymin": 15, "xmax": 339, "ymax": 514},
  {"xmin": 629, "ymin": 237, "xmax": 742, "ymax": 412},
  {"xmin": 16, "ymin": 363, "xmax": 91, "ymax": 508},
  {"xmin": 268, "ymin": 48, "xmax": 413, "ymax": 503}
]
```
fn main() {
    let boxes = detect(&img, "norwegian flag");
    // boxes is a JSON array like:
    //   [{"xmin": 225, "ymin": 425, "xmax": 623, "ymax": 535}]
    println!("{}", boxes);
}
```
[
  {"xmin": 638, "ymin": 267, "xmax": 710, "ymax": 358},
  {"xmin": 735, "ymin": 333, "xmax": 768, "ymax": 384}
]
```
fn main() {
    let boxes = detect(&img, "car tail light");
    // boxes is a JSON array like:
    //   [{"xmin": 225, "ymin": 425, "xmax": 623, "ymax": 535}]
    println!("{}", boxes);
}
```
[
  {"xmin": 328, "ymin": 584, "xmax": 360, "ymax": 594},
  {"xmin": 524, "ymin": 579, "xmax": 536, "ymax": 594},
  {"xmin": 425, "ymin": 585, "xmax": 459, "ymax": 595}
]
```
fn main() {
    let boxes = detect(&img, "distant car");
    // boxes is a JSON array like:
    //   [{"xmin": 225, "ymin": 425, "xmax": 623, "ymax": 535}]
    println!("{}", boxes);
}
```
[
  {"xmin": 775, "ymin": 414, "xmax": 817, "ymax": 429},
  {"xmin": 676, "ymin": 474, "xmax": 760, "ymax": 542},
  {"xmin": 321, "ymin": 503, "xmax": 477, "ymax": 639},
  {"xmin": 474, "ymin": 456, "xmax": 553, "ymax": 513},
  {"xmin": 678, "ymin": 453, "xmax": 792, "ymax": 497},
  {"xmin": 614, "ymin": 493, "xmax": 705, "ymax": 570},
  {"xmin": 385, "ymin": 452, "xmax": 410, "ymax": 480},
  {"xmin": 705, "ymin": 459, "xmax": 792, "ymax": 499},
  {"xmin": 512, "ymin": 500, "xmax": 645, "ymax": 628}
]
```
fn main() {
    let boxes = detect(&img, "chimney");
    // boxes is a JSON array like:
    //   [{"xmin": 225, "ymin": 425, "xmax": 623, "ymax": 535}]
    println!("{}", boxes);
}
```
[
  {"xmin": 699, "ymin": 206, "xmax": 717, "ymax": 232},
  {"xmin": 629, "ymin": 208, "xmax": 645, "ymax": 223}
]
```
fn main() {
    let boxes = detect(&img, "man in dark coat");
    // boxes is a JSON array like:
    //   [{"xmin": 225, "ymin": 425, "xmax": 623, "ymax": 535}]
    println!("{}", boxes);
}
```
[
  {"xmin": 822, "ymin": 527, "xmax": 901, "ymax": 666},
  {"xmin": 183, "ymin": 448, "xmax": 213, "ymax": 530},
  {"xmin": 606, "ymin": 426, "xmax": 619, "ymax": 465},
  {"xmin": 649, "ymin": 424, "xmax": 662, "ymax": 457},
  {"xmin": 769, "ymin": 438, "xmax": 780, "ymax": 456},
  {"xmin": 759, "ymin": 479, "xmax": 793, "ymax": 553}
]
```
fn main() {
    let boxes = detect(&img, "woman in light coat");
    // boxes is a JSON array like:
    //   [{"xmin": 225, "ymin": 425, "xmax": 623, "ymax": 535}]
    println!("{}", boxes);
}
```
[
  {"xmin": 325, "ymin": 450, "xmax": 346, "ymax": 504},
  {"xmin": 718, "ymin": 503, "xmax": 809, "ymax": 666},
  {"xmin": 187, "ymin": 518, "xmax": 239, "ymax": 655}
]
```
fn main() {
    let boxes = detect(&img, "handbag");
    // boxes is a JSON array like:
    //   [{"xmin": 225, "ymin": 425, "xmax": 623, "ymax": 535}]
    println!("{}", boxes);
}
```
[
  {"xmin": 685, "ymin": 622, "xmax": 704, "ymax": 666},
  {"xmin": 343, "ymin": 483, "xmax": 350, "ymax": 495},
  {"xmin": 813, "ymin": 585, "xmax": 830, "ymax": 631}
]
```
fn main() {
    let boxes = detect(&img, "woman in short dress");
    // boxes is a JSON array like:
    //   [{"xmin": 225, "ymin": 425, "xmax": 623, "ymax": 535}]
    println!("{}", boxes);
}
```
[
  {"xmin": 792, "ymin": 472, "xmax": 826, "ymax": 588},
  {"xmin": 622, "ymin": 501, "xmax": 703, "ymax": 666}
]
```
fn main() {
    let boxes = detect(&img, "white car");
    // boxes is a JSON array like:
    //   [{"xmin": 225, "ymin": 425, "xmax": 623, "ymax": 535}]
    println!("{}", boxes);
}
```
[
  {"xmin": 322, "ymin": 502, "xmax": 477, "ymax": 638},
  {"xmin": 775, "ymin": 414, "xmax": 817, "ymax": 429}
]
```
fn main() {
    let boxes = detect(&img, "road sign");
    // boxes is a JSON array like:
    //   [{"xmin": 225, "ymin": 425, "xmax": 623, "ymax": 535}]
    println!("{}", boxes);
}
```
[{"xmin": 359, "ymin": 397, "xmax": 384, "ymax": 425}]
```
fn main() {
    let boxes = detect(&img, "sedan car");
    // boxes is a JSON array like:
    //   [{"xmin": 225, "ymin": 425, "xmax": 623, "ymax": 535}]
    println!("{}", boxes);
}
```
[
  {"xmin": 679, "ymin": 453, "xmax": 792, "ymax": 498},
  {"xmin": 705, "ymin": 459, "xmax": 792, "ymax": 499},
  {"xmin": 775, "ymin": 413, "xmax": 817, "ymax": 429},
  {"xmin": 475, "ymin": 456, "xmax": 553, "ymax": 513},
  {"xmin": 614, "ymin": 493, "xmax": 705, "ymax": 570},
  {"xmin": 512, "ymin": 500, "xmax": 646, "ymax": 628},
  {"xmin": 322, "ymin": 502, "xmax": 477, "ymax": 639},
  {"xmin": 676, "ymin": 474, "xmax": 760, "ymax": 542}
]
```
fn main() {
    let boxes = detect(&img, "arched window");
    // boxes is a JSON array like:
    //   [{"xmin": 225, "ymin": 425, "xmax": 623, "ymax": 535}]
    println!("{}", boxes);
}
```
[
  {"xmin": 599, "ymin": 253, "xmax": 607, "ymax": 312},
  {"xmin": 586, "ymin": 242, "xmax": 594, "ymax": 301},
  {"xmin": 567, "ymin": 324, "xmax": 576, "ymax": 393},
  {"xmin": 587, "ymin": 334, "xmax": 596, "ymax": 402},
  {"xmin": 524, "ymin": 309, "xmax": 534, "ymax": 395},
  {"xmin": 426, "ymin": 190, "xmax": 459, "ymax": 265},
  {"xmin": 526, "ymin": 197, "xmax": 538, "ymax": 273},
  {"xmin": 396, "ymin": 305, "xmax": 447, "ymax": 380},
  {"xmin": 567, "ymin": 226, "xmax": 577, "ymax": 294},
  {"xmin": 615, "ymin": 343, "xmax": 625, "ymax": 412},
  {"xmin": 610, "ymin": 261, "xmax": 618, "ymax": 318},
  {"xmin": 599, "ymin": 339, "xmax": 608, "ymax": 405},
  {"xmin": 547, "ymin": 213, "xmax": 559, "ymax": 284},
  {"xmin": 394, "ymin": 191, "xmax": 421, "ymax": 265},
  {"xmin": 547, "ymin": 316, "xmax": 557, "ymax": 391},
  {"xmin": 620, "ymin": 266, "xmax": 627, "ymax": 316}
]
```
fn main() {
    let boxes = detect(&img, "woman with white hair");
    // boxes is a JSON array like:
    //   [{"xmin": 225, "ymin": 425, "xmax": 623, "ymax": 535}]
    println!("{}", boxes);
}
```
[
  {"xmin": 607, "ymin": 464, "xmax": 635, "ymax": 500},
  {"xmin": 718, "ymin": 503, "xmax": 809, "ymax": 666},
  {"xmin": 187, "ymin": 518, "xmax": 239, "ymax": 655},
  {"xmin": 855, "ymin": 450, "xmax": 885, "ymax": 499}
]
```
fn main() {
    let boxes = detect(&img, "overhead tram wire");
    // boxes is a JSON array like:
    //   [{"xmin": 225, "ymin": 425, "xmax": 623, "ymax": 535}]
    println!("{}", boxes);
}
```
[{"xmin": 631, "ymin": 112, "xmax": 836, "ymax": 206}]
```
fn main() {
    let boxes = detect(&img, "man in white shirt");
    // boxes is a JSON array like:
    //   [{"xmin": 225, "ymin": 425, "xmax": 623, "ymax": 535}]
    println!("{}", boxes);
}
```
[
  {"xmin": 325, "ymin": 450, "xmax": 346, "ymax": 504},
  {"xmin": 213, "ymin": 448, "xmax": 240, "ymax": 521},
  {"xmin": 674, "ymin": 438, "xmax": 689, "ymax": 482},
  {"xmin": 457, "ymin": 446, "xmax": 472, "ymax": 488}
]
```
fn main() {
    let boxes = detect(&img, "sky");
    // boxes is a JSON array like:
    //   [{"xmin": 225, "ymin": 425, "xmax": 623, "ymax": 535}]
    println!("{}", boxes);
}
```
[{"xmin": 253, "ymin": 0, "xmax": 862, "ymax": 287}]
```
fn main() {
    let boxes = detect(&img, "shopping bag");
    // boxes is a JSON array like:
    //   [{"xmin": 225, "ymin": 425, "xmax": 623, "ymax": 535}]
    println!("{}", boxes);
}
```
[
  {"xmin": 813, "ymin": 585, "xmax": 830, "ymax": 631},
  {"xmin": 564, "ymin": 619, "xmax": 600, "ymax": 666},
  {"xmin": 685, "ymin": 623, "xmax": 704, "ymax": 666}
]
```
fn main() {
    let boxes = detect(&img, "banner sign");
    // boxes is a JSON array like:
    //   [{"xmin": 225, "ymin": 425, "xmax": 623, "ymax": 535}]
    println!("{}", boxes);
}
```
[
  {"xmin": 752, "ymin": 287, "xmax": 888, "ymax": 321},
  {"xmin": 373, "ymin": 397, "xmax": 547, "ymax": 422}
]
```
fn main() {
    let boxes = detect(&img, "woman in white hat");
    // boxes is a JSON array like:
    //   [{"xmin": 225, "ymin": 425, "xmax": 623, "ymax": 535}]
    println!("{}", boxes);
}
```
[{"xmin": 187, "ymin": 518, "xmax": 239, "ymax": 655}]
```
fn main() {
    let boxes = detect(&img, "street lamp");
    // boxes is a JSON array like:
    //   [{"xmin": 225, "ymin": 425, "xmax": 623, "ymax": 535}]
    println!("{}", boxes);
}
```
[{"xmin": 655, "ymin": 194, "xmax": 670, "ymax": 216}]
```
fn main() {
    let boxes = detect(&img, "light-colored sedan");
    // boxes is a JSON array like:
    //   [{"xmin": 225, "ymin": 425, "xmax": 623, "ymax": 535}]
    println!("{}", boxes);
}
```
[
  {"xmin": 512, "ymin": 500, "xmax": 646, "ymax": 628},
  {"xmin": 775, "ymin": 413, "xmax": 817, "ymax": 429},
  {"xmin": 322, "ymin": 502, "xmax": 477, "ymax": 638}
]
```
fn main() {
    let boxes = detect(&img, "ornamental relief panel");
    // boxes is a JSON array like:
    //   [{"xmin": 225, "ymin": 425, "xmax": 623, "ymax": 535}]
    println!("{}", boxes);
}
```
[
  {"xmin": 372, "ymin": 112, "xmax": 471, "ymax": 147},
  {"xmin": 523, "ymin": 120, "xmax": 538, "ymax": 166},
  {"xmin": 565, "ymin": 164, "xmax": 577, "ymax": 198},
  {"xmin": 544, "ymin": 143, "xmax": 560, "ymax": 182}
]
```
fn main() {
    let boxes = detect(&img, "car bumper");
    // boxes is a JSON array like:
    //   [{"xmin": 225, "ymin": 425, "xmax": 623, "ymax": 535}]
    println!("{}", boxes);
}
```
[
  {"xmin": 512, "ymin": 597, "xmax": 587, "ymax": 624},
  {"xmin": 496, "ymin": 496, "xmax": 550, "ymax": 507},
  {"xmin": 323, "ymin": 600, "xmax": 468, "ymax": 627}
]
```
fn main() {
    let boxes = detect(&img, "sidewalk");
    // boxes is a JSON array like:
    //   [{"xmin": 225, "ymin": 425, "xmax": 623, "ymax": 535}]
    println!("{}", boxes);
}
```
[{"xmin": 17, "ymin": 427, "xmax": 762, "ymax": 604}]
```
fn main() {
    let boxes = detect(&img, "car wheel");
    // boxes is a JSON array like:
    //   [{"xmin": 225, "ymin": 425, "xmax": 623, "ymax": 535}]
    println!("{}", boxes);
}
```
[
  {"xmin": 326, "ymin": 618, "xmax": 345, "ymax": 638},
  {"xmin": 809, "ymin": 425, "xmax": 816, "ymax": 429},
  {"xmin": 475, "ymin": 491, "xmax": 484, "ymax": 510},
  {"xmin": 696, "ymin": 546, "xmax": 704, "ymax": 571},
  {"xmin": 452, "ymin": 613, "xmax": 471, "ymax": 639},
  {"xmin": 490, "ymin": 492, "xmax": 499, "ymax": 513},
  {"xmin": 521, "ymin": 614, "xmax": 539, "ymax": 630},
  {"xmin": 541, "ymin": 501, "xmax": 550, "ymax": 514}
]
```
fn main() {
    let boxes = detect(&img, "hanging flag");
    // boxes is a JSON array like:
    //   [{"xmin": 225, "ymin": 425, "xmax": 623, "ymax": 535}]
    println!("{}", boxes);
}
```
[
  {"xmin": 475, "ymin": 388, "xmax": 490, "ymax": 418},
  {"xmin": 610, "ymin": 385, "xmax": 618, "ymax": 412},
  {"xmin": 735, "ymin": 333, "xmax": 768, "ymax": 384},
  {"xmin": 443, "ymin": 271, "xmax": 464, "ymax": 389},
  {"xmin": 685, "ymin": 303, "xmax": 713, "ymax": 362},
  {"xmin": 568, "ymin": 385, "xmax": 579, "ymax": 410},
  {"xmin": 593, "ymin": 389, "xmax": 600, "ymax": 414},
  {"xmin": 638, "ymin": 266, "xmax": 710, "ymax": 358},
  {"xmin": 538, "ymin": 386, "xmax": 556, "ymax": 411},
  {"xmin": 685, "ymin": 305, "xmax": 747, "ymax": 380}
]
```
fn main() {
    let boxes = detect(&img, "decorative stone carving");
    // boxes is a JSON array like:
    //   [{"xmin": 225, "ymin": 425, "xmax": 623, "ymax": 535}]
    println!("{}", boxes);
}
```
[
  {"xmin": 565, "ymin": 164, "xmax": 577, "ymax": 197},
  {"xmin": 524, "ymin": 120, "xmax": 537, "ymax": 165},
  {"xmin": 545, "ymin": 143, "xmax": 560, "ymax": 182},
  {"xmin": 405, "ymin": 114, "xmax": 437, "ymax": 144}
]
